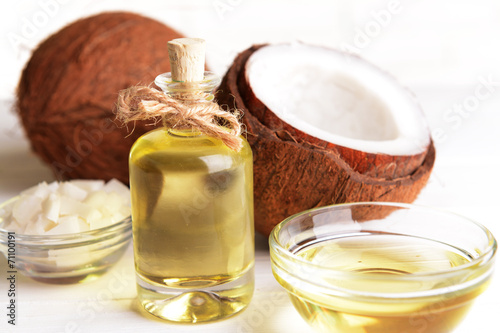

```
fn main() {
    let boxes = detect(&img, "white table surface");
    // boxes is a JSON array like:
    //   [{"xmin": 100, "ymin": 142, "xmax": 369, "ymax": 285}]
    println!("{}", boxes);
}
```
[{"xmin": 1, "ymin": 1, "xmax": 500, "ymax": 332}]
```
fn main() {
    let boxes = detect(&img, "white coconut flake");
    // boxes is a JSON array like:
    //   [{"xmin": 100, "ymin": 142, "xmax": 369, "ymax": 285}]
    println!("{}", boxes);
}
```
[
  {"xmin": 0, "ymin": 179, "xmax": 131, "ymax": 235},
  {"xmin": 245, "ymin": 44, "xmax": 430, "ymax": 156},
  {"xmin": 41, "ymin": 193, "xmax": 61, "ymax": 222},
  {"xmin": 103, "ymin": 178, "xmax": 131, "ymax": 205},
  {"xmin": 71, "ymin": 179, "xmax": 105, "ymax": 192},
  {"xmin": 12, "ymin": 195, "xmax": 43, "ymax": 225},
  {"xmin": 58, "ymin": 181, "xmax": 88, "ymax": 201}
]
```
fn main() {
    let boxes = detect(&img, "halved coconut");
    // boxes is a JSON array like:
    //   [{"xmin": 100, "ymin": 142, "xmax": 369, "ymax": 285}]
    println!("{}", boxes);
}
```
[{"xmin": 217, "ymin": 44, "xmax": 435, "ymax": 236}]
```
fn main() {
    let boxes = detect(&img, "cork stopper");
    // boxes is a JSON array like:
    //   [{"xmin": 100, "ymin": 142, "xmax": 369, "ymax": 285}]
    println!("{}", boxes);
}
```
[
  {"xmin": 167, "ymin": 38, "xmax": 206, "ymax": 82},
  {"xmin": 117, "ymin": 37, "xmax": 243, "ymax": 150}
]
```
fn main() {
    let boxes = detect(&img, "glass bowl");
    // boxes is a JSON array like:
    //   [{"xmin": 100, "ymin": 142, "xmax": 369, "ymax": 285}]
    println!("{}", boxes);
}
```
[
  {"xmin": 269, "ymin": 202, "xmax": 497, "ymax": 333},
  {"xmin": 0, "ymin": 197, "xmax": 132, "ymax": 284}
]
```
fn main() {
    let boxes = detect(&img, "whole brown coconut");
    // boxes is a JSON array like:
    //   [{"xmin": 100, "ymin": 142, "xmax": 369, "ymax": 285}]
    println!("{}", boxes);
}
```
[
  {"xmin": 17, "ymin": 12, "xmax": 185, "ymax": 184},
  {"xmin": 216, "ymin": 44, "xmax": 435, "ymax": 236}
]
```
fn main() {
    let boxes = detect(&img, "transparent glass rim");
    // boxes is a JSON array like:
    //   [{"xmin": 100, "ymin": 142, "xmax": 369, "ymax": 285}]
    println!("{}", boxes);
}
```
[
  {"xmin": 0, "ymin": 196, "xmax": 132, "ymax": 246},
  {"xmin": 154, "ymin": 71, "xmax": 221, "ymax": 93},
  {"xmin": 269, "ymin": 201, "xmax": 497, "ymax": 296}
]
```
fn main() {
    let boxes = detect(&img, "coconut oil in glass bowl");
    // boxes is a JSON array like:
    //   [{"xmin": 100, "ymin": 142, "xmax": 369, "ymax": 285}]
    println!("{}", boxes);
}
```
[{"xmin": 269, "ymin": 203, "xmax": 497, "ymax": 333}]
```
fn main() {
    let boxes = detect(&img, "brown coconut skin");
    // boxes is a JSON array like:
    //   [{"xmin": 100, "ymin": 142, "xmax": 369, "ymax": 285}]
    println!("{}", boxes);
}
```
[
  {"xmin": 216, "ymin": 44, "xmax": 436, "ymax": 236},
  {"xmin": 17, "ymin": 12, "xmax": 185, "ymax": 184}
]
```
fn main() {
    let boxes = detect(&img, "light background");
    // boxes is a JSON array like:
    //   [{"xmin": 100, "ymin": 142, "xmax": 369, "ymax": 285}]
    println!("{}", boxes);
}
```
[{"xmin": 0, "ymin": 1, "xmax": 499, "ymax": 332}]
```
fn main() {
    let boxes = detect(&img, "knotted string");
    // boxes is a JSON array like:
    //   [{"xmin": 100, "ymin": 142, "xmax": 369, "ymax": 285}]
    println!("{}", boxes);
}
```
[{"xmin": 115, "ymin": 85, "xmax": 242, "ymax": 151}]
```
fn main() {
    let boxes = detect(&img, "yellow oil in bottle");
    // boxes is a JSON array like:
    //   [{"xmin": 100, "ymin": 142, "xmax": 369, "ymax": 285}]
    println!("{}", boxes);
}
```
[
  {"xmin": 275, "ymin": 233, "xmax": 490, "ymax": 333},
  {"xmin": 130, "ymin": 128, "xmax": 254, "ymax": 323}
]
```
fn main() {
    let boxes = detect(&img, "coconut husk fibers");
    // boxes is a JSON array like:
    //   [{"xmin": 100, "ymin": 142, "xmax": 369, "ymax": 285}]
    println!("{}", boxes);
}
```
[
  {"xmin": 16, "ymin": 12, "xmax": 185, "ymax": 184},
  {"xmin": 216, "ymin": 45, "xmax": 435, "ymax": 236}
]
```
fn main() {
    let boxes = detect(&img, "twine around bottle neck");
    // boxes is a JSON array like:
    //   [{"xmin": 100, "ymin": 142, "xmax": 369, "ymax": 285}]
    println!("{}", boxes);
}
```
[{"xmin": 114, "ymin": 75, "xmax": 243, "ymax": 151}]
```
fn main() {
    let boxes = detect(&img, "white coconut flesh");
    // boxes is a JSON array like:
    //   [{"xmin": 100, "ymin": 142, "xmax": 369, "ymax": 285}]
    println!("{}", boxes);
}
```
[{"xmin": 245, "ymin": 44, "xmax": 430, "ymax": 156}]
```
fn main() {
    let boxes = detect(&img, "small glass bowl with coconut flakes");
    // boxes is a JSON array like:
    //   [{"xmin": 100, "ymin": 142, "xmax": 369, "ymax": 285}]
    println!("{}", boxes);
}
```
[{"xmin": 0, "ymin": 179, "xmax": 132, "ymax": 284}]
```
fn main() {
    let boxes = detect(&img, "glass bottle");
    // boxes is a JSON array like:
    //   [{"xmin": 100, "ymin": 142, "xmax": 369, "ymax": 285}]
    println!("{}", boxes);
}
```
[{"xmin": 129, "ymin": 71, "xmax": 255, "ymax": 322}]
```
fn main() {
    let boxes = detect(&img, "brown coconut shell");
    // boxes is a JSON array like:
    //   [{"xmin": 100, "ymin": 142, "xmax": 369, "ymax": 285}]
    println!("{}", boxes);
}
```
[
  {"xmin": 16, "ymin": 12, "xmax": 185, "ymax": 184},
  {"xmin": 216, "ymin": 44, "xmax": 435, "ymax": 236}
]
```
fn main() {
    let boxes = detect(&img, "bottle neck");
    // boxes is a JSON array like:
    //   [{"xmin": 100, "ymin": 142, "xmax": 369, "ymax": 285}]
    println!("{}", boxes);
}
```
[
  {"xmin": 154, "ymin": 71, "xmax": 231, "ymax": 141},
  {"xmin": 155, "ymin": 71, "xmax": 221, "ymax": 103}
]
